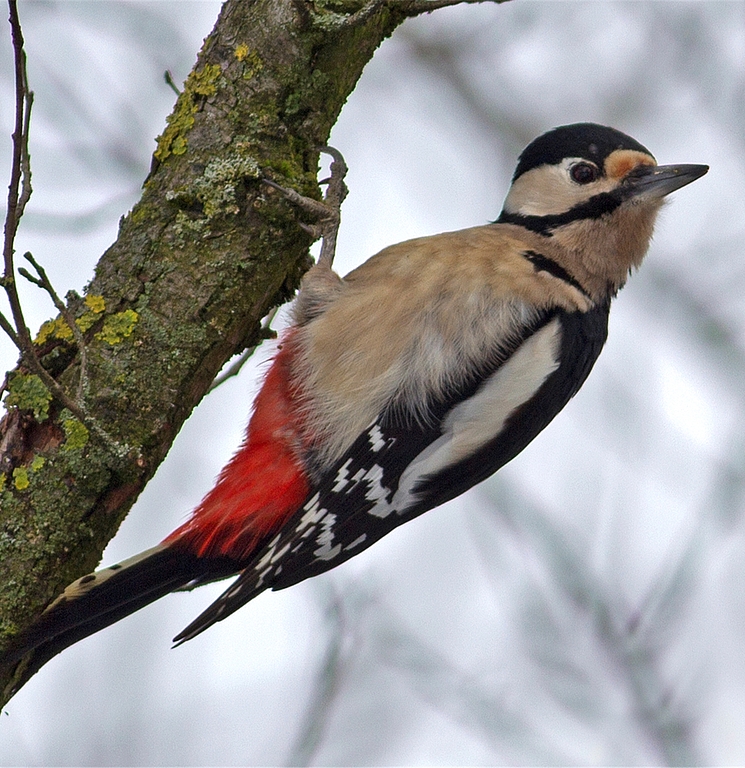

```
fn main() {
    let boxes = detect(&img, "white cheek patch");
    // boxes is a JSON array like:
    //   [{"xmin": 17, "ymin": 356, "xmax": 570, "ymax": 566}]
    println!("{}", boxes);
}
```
[
  {"xmin": 391, "ymin": 318, "xmax": 562, "ymax": 510},
  {"xmin": 502, "ymin": 160, "xmax": 616, "ymax": 217}
]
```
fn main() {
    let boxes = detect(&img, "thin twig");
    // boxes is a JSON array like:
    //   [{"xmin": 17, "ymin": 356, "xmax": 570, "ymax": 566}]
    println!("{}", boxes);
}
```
[
  {"xmin": 17, "ymin": 66, "xmax": 32, "ymax": 217},
  {"xmin": 0, "ymin": 2, "xmax": 121, "ymax": 454},
  {"xmin": 402, "ymin": 0, "xmax": 502, "ymax": 12},
  {"xmin": 324, "ymin": 0, "xmax": 500, "ymax": 29},
  {"xmin": 0, "ymin": 313, "xmax": 19, "ymax": 348},
  {"xmin": 338, "ymin": 0, "xmax": 385, "ymax": 27},
  {"xmin": 2, "ymin": 0, "xmax": 34, "ymax": 350},
  {"xmin": 208, "ymin": 307, "xmax": 279, "ymax": 393},
  {"xmin": 1, "ymin": 2, "xmax": 82, "ymax": 420},
  {"xmin": 19, "ymin": 252, "xmax": 88, "ymax": 403},
  {"xmin": 164, "ymin": 69, "xmax": 181, "ymax": 96}
]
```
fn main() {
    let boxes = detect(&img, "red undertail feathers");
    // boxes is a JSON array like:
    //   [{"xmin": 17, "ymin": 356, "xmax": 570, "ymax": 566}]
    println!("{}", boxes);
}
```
[{"xmin": 165, "ymin": 333, "xmax": 312, "ymax": 562}]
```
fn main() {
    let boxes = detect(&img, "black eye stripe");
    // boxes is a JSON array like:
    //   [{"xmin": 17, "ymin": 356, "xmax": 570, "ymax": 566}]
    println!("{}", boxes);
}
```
[{"xmin": 496, "ymin": 190, "xmax": 623, "ymax": 234}]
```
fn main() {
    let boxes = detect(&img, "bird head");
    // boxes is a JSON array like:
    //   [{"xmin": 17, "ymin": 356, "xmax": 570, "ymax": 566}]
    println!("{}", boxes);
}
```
[{"xmin": 498, "ymin": 123, "xmax": 708, "ymax": 295}]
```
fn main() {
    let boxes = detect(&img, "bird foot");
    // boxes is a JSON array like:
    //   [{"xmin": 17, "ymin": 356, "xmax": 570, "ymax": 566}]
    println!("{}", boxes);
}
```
[{"xmin": 263, "ymin": 146, "xmax": 348, "ymax": 270}]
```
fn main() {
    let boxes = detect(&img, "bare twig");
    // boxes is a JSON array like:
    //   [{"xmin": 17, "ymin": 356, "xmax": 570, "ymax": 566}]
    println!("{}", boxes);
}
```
[
  {"xmin": 2, "ymin": 0, "xmax": 34, "ymax": 349},
  {"xmin": 164, "ymin": 69, "xmax": 181, "ymax": 96},
  {"xmin": 0, "ymin": 312, "xmax": 19, "ymax": 348},
  {"xmin": 208, "ymin": 307, "xmax": 279, "ymax": 393},
  {"xmin": 404, "ymin": 0, "xmax": 468, "ymax": 9},
  {"xmin": 0, "ymin": 1, "xmax": 86, "ymax": 423},
  {"xmin": 0, "ymin": 2, "xmax": 121, "ymax": 454},
  {"xmin": 320, "ymin": 0, "xmax": 503, "ymax": 29},
  {"xmin": 336, "ymin": 0, "xmax": 385, "ymax": 27},
  {"xmin": 19, "ymin": 252, "xmax": 89, "ymax": 403},
  {"xmin": 402, "ymin": 0, "xmax": 503, "ymax": 12}
]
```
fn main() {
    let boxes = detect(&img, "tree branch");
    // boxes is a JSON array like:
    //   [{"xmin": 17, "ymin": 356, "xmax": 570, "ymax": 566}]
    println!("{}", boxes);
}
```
[
  {"xmin": 2, "ymin": 0, "xmax": 34, "ymax": 347},
  {"xmin": 0, "ymin": 0, "xmax": 510, "ymax": 705},
  {"xmin": 19, "ymin": 253, "xmax": 90, "ymax": 404},
  {"xmin": 0, "ymin": 1, "xmax": 106, "ymax": 433}
]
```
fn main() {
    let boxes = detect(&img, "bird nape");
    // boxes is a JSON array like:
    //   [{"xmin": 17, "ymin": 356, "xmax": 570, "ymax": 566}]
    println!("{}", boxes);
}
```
[{"xmin": 1, "ymin": 123, "xmax": 708, "ymax": 694}]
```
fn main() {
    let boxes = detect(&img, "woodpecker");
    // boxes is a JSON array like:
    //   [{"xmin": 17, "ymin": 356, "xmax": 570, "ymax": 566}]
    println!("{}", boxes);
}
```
[{"xmin": 1, "ymin": 124, "xmax": 707, "ymax": 691}]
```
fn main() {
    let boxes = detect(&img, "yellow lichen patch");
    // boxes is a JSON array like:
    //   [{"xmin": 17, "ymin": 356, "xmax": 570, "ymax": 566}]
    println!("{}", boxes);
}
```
[
  {"xmin": 154, "ymin": 105, "xmax": 196, "ymax": 163},
  {"xmin": 4, "ymin": 373, "xmax": 53, "ymax": 421},
  {"xmin": 95, "ymin": 309, "xmax": 139, "ymax": 344},
  {"xmin": 35, "ymin": 294, "xmax": 107, "ymax": 345},
  {"xmin": 171, "ymin": 135, "xmax": 188, "ymax": 156},
  {"xmin": 76, "ymin": 312, "xmax": 99, "ymax": 334},
  {"xmin": 85, "ymin": 294, "xmax": 106, "ymax": 314},
  {"xmin": 154, "ymin": 63, "xmax": 223, "ymax": 163},
  {"xmin": 35, "ymin": 319, "xmax": 56, "ymax": 344},
  {"xmin": 191, "ymin": 63, "xmax": 221, "ymax": 97},
  {"xmin": 12, "ymin": 454, "xmax": 49, "ymax": 491},
  {"xmin": 77, "ymin": 295, "xmax": 107, "ymax": 333},
  {"xmin": 604, "ymin": 149, "xmax": 656, "ymax": 180},
  {"xmin": 35, "ymin": 316, "xmax": 73, "ymax": 344},
  {"xmin": 30, "ymin": 455, "xmax": 46, "ymax": 472},
  {"xmin": 62, "ymin": 415, "xmax": 89, "ymax": 451},
  {"xmin": 235, "ymin": 43, "xmax": 249, "ymax": 61},
  {"xmin": 239, "ymin": 48, "xmax": 263, "ymax": 79},
  {"xmin": 13, "ymin": 467, "xmax": 29, "ymax": 491}
]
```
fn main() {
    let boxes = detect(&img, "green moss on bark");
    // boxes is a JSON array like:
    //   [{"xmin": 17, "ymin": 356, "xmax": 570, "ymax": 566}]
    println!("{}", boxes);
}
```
[{"xmin": 0, "ymin": 0, "xmax": 491, "ymax": 704}]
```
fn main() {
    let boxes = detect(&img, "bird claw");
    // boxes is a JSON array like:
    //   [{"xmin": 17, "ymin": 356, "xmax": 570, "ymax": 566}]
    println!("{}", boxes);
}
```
[{"xmin": 263, "ymin": 146, "xmax": 348, "ymax": 269}]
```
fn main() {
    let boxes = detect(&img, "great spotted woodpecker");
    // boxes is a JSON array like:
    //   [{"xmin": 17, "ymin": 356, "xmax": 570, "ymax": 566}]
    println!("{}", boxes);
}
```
[{"xmin": 1, "ymin": 123, "xmax": 707, "ymax": 690}]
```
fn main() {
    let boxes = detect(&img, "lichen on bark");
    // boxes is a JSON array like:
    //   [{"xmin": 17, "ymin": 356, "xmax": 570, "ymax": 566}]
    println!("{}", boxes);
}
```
[{"xmin": 0, "ymin": 0, "xmax": 499, "ymax": 704}]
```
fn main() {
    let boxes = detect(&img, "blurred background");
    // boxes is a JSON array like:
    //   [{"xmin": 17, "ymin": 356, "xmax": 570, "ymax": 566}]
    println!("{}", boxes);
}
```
[{"xmin": 0, "ymin": 1, "xmax": 743, "ymax": 764}]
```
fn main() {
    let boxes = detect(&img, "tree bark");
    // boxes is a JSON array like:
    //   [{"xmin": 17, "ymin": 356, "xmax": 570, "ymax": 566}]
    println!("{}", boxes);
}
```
[{"xmin": 0, "ymin": 0, "xmax": 502, "ymax": 704}]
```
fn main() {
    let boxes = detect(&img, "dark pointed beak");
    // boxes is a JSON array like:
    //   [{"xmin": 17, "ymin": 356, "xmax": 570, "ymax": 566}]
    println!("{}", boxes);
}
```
[{"xmin": 621, "ymin": 163, "xmax": 709, "ymax": 201}]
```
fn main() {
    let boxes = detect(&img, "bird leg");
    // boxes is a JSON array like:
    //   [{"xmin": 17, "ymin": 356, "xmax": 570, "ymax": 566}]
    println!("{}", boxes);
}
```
[{"xmin": 263, "ymin": 146, "xmax": 348, "ymax": 270}]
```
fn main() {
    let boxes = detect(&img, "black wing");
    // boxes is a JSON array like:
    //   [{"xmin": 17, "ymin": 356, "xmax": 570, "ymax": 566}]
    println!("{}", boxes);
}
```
[{"xmin": 174, "ymin": 301, "xmax": 609, "ymax": 643}]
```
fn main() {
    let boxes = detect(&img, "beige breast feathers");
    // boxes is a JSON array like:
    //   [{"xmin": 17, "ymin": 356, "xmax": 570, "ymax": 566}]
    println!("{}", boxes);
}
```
[{"xmin": 290, "ymin": 226, "xmax": 590, "ymax": 465}]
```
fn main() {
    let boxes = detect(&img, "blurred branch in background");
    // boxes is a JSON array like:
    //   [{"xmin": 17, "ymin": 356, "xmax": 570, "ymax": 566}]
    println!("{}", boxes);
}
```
[
  {"xmin": 286, "ymin": 586, "xmax": 351, "ymax": 767},
  {"xmin": 275, "ymin": 5, "xmax": 745, "ymax": 764},
  {"xmin": 479, "ymin": 480, "xmax": 702, "ymax": 765},
  {"xmin": 370, "ymin": 599, "xmax": 569, "ymax": 765}
]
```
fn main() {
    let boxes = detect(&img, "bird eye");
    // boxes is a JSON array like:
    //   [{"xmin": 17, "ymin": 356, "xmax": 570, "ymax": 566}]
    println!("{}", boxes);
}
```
[{"xmin": 570, "ymin": 163, "xmax": 599, "ymax": 184}]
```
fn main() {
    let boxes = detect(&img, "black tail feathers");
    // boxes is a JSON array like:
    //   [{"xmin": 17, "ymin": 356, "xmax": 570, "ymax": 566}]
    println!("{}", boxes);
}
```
[{"xmin": 1, "ymin": 545, "xmax": 237, "ymax": 695}]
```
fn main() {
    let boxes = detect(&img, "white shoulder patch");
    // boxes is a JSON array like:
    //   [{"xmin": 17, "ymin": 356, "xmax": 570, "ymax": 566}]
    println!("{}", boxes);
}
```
[{"xmin": 392, "ymin": 317, "xmax": 563, "ymax": 509}]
